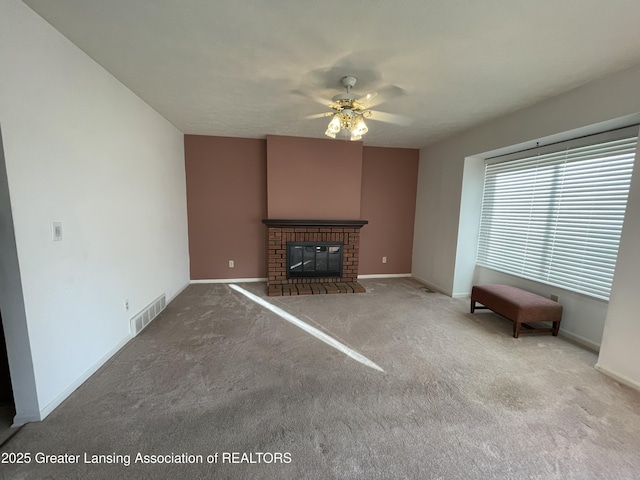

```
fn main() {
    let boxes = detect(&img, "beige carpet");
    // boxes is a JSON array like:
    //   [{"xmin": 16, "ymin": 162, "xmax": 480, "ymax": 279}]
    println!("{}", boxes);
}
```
[{"xmin": 2, "ymin": 278, "xmax": 640, "ymax": 479}]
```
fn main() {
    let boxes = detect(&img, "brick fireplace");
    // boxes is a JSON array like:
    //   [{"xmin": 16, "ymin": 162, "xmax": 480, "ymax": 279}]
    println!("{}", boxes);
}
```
[{"xmin": 263, "ymin": 219, "xmax": 367, "ymax": 296}]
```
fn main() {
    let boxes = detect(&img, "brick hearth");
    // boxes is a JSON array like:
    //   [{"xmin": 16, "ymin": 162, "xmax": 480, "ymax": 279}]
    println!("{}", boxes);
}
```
[{"xmin": 262, "ymin": 219, "xmax": 367, "ymax": 296}]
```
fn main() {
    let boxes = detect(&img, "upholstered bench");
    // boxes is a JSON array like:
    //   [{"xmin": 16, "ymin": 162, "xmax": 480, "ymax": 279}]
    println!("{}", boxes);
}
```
[{"xmin": 470, "ymin": 284, "xmax": 563, "ymax": 338}]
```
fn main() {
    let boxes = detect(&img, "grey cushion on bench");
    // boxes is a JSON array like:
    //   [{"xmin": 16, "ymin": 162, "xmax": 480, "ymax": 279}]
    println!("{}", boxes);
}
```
[{"xmin": 471, "ymin": 284, "xmax": 563, "ymax": 338}]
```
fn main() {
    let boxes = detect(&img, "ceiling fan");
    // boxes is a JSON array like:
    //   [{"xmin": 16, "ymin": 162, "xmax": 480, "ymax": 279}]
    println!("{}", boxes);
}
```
[{"xmin": 306, "ymin": 75, "xmax": 409, "ymax": 141}]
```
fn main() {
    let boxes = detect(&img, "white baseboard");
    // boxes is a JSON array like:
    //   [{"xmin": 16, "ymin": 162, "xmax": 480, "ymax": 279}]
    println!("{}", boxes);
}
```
[
  {"xmin": 12, "ymin": 412, "xmax": 41, "ymax": 427},
  {"xmin": 594, "ymin": 363, "xmax": 640, "ymax": 393},
  {"xmin": 558, "ymin": 330, "xmax": 600, "ymax": 352},
  {"xmin": 452, "ymin": 291, "xmax": 471, "ymax": 299},
  {"xmin": 25, "ymin": 333, "xmax": 133, "ymax": 426},
  {"xmin": 191, "ymin": 278, "xmax": 267, "ymax": 284},
  {"xmin": 358, "ymin": 273, "xmax": 411, "ymax": 279}
]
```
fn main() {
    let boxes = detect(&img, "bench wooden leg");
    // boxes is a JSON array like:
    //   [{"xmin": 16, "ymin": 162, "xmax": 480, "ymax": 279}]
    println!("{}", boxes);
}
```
[
  {"xmin": 470, "ymin": 299, "xmax": 476, "ymax": 313},
  {"xmin": 513, "ymin": 321, "xmax": 520, "ymax": 338},
  {"xmin": 552, "ymin": 321, "xmax": 560, "ymax": 336}
]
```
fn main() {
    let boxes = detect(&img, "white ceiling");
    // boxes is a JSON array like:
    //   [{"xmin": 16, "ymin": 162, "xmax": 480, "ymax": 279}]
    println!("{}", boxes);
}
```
[{"xmin": 23, "ymin": 0, "xmax": 640, "ymax": 149}]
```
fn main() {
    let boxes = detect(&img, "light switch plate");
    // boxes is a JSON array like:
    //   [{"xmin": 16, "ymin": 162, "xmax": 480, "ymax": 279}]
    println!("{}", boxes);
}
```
[{"xmin": 52, "ymin": 221, "xmax": 62, "ymax": 241}]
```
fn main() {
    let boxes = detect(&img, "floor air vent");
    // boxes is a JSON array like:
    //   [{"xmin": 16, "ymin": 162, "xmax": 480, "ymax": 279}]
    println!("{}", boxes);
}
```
[{"xmin": 130, "ymin": 294, "xmax": 166, "ymax": 336}]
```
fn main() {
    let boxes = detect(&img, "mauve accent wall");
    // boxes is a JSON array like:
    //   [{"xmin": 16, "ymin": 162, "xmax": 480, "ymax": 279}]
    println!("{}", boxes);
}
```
[
  {"xmin": 185, "ymin": 135, "xmax": 267, "ymax": 279},
  {"xmin": 266, "ymin": 135, "xmax": 363, "ymax": 220},
  {"xmin": 185, "ymin": 135, "xmax": 419, "ymax": 279},
  {"xmin": 359, "ymin": 147, "xmax": 419, "ymax": 275}
]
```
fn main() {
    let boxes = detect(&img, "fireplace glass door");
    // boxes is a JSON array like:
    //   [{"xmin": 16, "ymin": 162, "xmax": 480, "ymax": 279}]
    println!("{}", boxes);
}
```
[{"xmin": 287, "ymin": 242, "xmax": 343, "ymax": 279}]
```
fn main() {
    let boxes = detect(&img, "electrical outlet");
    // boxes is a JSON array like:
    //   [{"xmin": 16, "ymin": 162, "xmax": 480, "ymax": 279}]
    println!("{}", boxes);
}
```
[
  {"xmin": 124, "ymin": 299, "xmax": 129, "ymax": 311},
  {"xmin": 382, "ymin": 256, "xmax": 387, "ymax": 264},
  {"xmin": 229, "ymin": 260, "xmax": 235, "ymax": 268},
  {"xmin": 550, "ymin": 294, "xmax": 559, "ymax": 302}
]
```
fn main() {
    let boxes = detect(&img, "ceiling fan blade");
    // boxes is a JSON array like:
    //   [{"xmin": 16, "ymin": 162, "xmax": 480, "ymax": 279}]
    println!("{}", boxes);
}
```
[
  {"xmin": 356, "ymin": 91, "xmax": 378, "ymax": 106},
  {"xmin": 368, "ymin": 111, "xmax": 412, "ymax": 126},
  {"xmin": 291, "ymin": 88, "xmax": 332, "ymax": 107},
  {"xmin": 305, "ymin": 112, "xmax": 333, "ymax": 120},
  {"xmin": 362, "ymin": 85, "xmax": 407, "ymax": 108}
]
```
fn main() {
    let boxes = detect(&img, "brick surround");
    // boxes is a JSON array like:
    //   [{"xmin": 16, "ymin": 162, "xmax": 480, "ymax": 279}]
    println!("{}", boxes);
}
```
[{"xmin": 262, "ymin": 220, "xmax": 367, "ymax": 296}]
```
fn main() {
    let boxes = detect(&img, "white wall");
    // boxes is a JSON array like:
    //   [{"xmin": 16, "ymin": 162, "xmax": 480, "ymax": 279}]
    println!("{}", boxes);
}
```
[
  {"xmin": 412, "ymin": 144, "xmax": 464, "ymax": 294},
  {"xmin": 0, "ymin": 0, "xmax": 190, "ymax": 423},
  {"xmin": 596, "ymin": 138, "xmax": 640, "ymax": 389},
  {"xmin": 452, "ymin": 155, "xmax": 485, "ymax": 297},
  {"xmin": 413, "ymin": 63, "xmax": 640, "ymax": 386}
]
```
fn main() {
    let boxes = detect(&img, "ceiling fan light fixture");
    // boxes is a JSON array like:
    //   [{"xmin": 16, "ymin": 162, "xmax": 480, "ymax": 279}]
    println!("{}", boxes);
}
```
[
  {"xmin": 327, "ymin": 114, "xmax": 342, "ymax": 134},
  {"xmin": 353, "ymin": 116, "xmax": 368, "ymax": 136},
  {"xmin": 325, "ymin": 111, "xmax": 369, "ymax": 141},
  {"xmin": 324, "ymin": 128, "xmax": 337, "ymax": 139}
]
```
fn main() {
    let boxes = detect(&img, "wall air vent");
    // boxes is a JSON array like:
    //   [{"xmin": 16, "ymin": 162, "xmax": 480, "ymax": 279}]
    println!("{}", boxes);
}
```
[{"xmin": 129, "ymin": 294, "xmax": 166, "ymax": 336}]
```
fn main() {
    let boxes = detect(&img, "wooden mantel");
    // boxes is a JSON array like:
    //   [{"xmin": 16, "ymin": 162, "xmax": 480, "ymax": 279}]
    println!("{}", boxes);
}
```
[{"xmin": 262, "ymin": 219, "xmax": 368, "ymax": 228}]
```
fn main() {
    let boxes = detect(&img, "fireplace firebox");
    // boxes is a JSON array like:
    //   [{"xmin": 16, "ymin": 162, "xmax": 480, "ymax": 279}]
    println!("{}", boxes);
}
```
[{"xmin": 287, "ymin": 242, "xmax": 343, "ymax": 279}]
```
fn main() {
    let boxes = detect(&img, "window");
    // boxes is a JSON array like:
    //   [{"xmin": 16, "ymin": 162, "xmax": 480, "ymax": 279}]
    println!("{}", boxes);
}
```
[{"xmin": 477, "ymin": 127, "xmax": 638, "ymax": 300}]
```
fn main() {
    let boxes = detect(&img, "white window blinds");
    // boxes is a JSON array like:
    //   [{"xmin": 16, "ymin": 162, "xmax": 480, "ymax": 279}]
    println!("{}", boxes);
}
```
[{"xmin": 477, "ymin": 128, "xmax": 638, "ymax": 300}]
